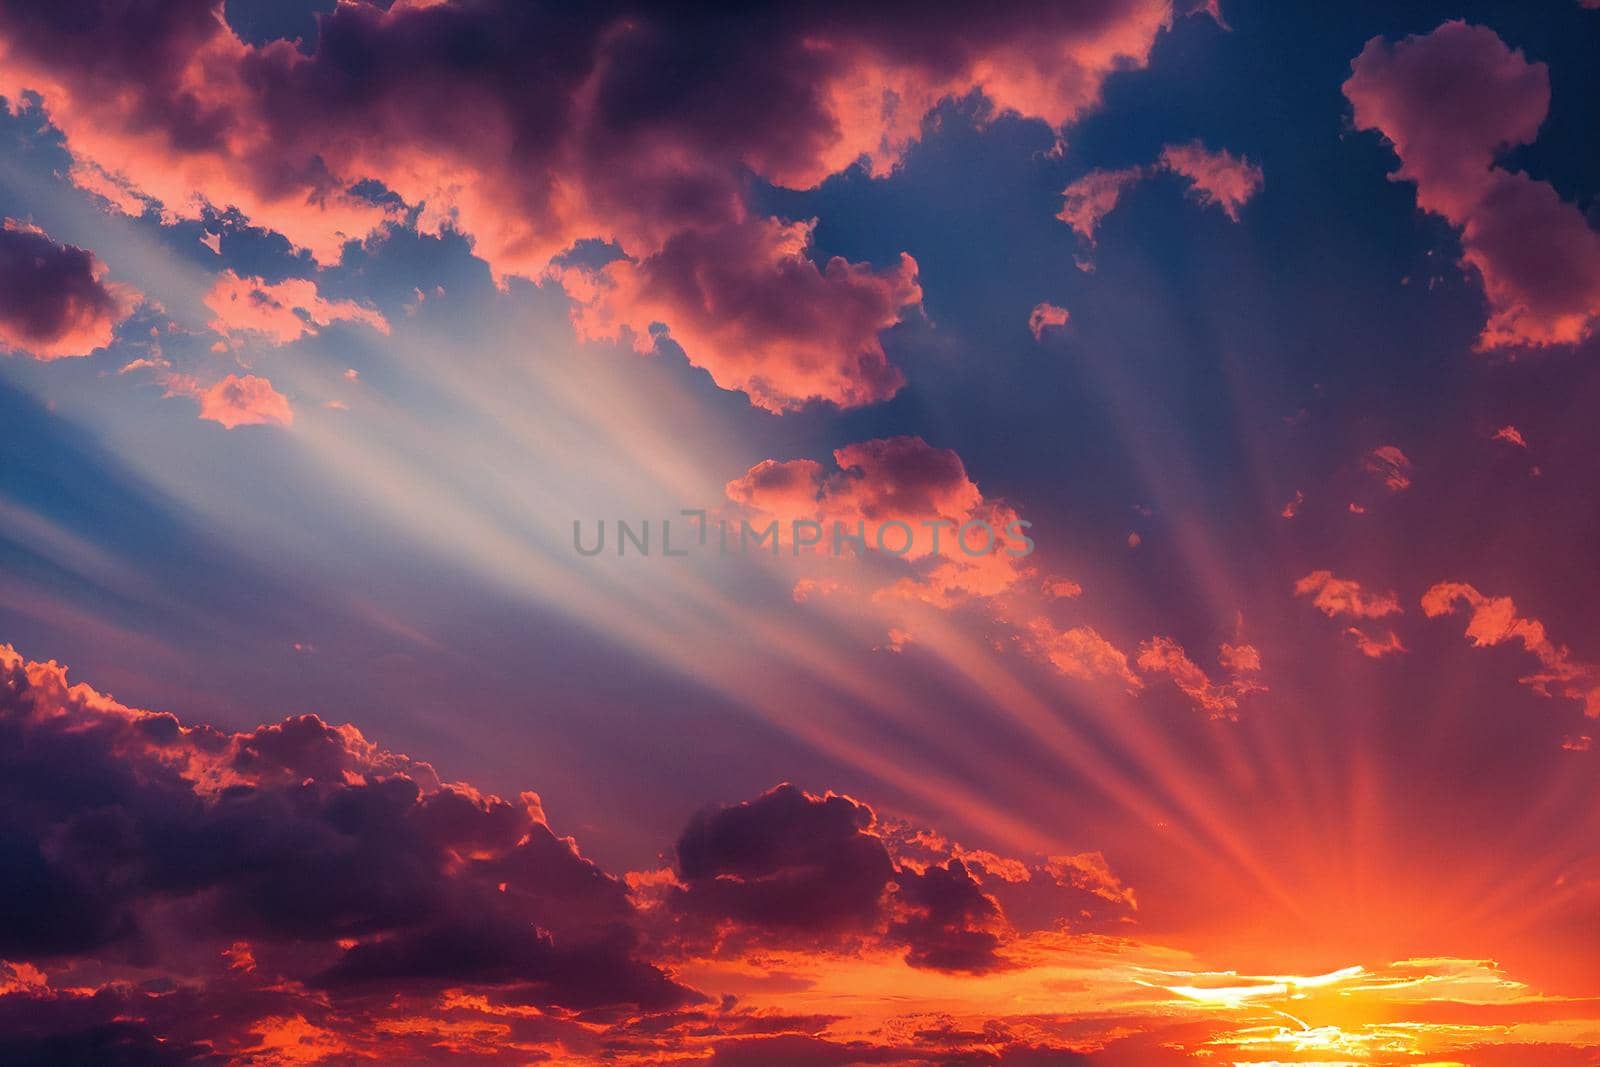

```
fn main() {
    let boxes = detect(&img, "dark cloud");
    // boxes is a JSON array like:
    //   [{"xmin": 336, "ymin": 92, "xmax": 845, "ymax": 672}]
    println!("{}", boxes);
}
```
[
  {"xmin": 0, "ymin": 220, "xmax": 131, "ymax": 359},
  {"xmin": 0, "ymin": 645, "xmax": 694, "ymax": 1013},
  {"xmin": 669, "ymin": 783, "xmax": 1013, "ymax": 973}
]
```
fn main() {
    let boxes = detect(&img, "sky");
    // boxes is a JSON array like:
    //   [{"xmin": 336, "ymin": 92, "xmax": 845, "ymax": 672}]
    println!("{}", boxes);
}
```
[{"xmin": 1, "ymin": 0, "xmax": 1599, "ymax": 1064}]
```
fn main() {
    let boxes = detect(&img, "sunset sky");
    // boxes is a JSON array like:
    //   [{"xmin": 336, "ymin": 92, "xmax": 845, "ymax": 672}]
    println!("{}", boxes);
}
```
[{"xmin": 2, "ymin": 1, "xmax": 1599, "ymax": 1064}]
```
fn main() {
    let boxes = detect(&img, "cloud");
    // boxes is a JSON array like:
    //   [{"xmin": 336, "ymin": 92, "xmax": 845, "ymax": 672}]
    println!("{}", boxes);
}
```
[
  {"xmin": 1056, "ymin": 166, "xmax": 1145, "ymax": 242},
  {"xmin": 0, "ymin": 219, "xmax": 134, "ymax": 360},
  {"xmin": 564, "ymin": 222, "xmax": 920, "ymax": 412},
  {"xmin": 1364, "ymin": 444, "xmax": 1413, "ymax": 492},
  {"xmin": 1345, "ymin": 21, "xmax": 1600, "ymax": 348},
  {"xmin": 1057, "ymin": 140, "xmax": 1261, "ymax": 245},
  {"xmin": 663, "ymin": 784, "xmax": 1015, "ymax": 973},
  {"xmin": 1157, "ymin": 141, "xmax": 1264, "ymax": 221},
  {"xmin": 726, "ymin": 435, "xmax": 1035, "ymax": 601},
  {"xmin": 1137, "ymin": 636, "xmax": 1265, "ymax": 719},
  {"xmin": 1422, "ymin": 582, "xmax": 1600, "ymax": 717},
  {"xmin": 163, "ymin": 373, "xmax": 294, "ymax": 429},
  {"xmin": 1346, "ymin": 627, "xmax": 1406, "ymax": 659},
  {"xmin": 671, "ymin": 784, "xmax": 895, "ymax": 937},
  {"xmin": 204, "ymin": 271, "xmax": 389, "ymax": 345},
  {"xmin": 1027, "ymin": 301, "xmax": 1070, "ymax": 340},
  {"xmin": 1025, "ymin": 620, "xmax": 1141, "ymax": 689},
  {"xmin": 0, "ymin": 642, "xmax": 697, "ymax": 1019},
  {"xmin": 1493, "ymin": 425, "xmax": 1528, "ymax": 448},
  {"xmin": 0, "ymin": 0, "xmax": 1173, "ymax": 410},
  {"xmin": 1294, "ymin": 570, "xmax": 1403, "ymax": 620}
]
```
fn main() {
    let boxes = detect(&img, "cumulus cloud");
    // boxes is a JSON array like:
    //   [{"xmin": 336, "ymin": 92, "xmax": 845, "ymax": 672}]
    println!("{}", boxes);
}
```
[
  {"xmin": 205, "ymin": 271, "xmax": 389, "ymax": 345},
  {"xmin": 1345, "ymin": 21, "xmax": 1600, "ymax": 348},
  {"xmin": 162, "ymin": 372, "xmax": 294, "ymax": 429},
  {"xmin": 1422, "ymin": 582, "xmax": 1600, "ymax": 717},
  {"xmin": 726, "ymin": 435, "xmax": 1035, "ymax": 601},
  {"xmin": 565, "ymin": 222, "xmax": 920, "ymax": 412},
  {"xmin": 0, "ymin": 0, "xmax": 1173, "ymax": 410},
  {"xmin": 0, "ymin": 643, "xmax": 694, "ymax": 1016},
  {"xmin": 658, "ymin": 784, "xmax": 1017, "ymax": 974},
  {"xmin": 0, "ymin": 219, "xmax": 134, "ymax": 359}
]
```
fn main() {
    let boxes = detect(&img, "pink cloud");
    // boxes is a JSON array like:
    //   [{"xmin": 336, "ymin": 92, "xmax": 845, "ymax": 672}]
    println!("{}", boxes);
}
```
[
  {"xmin": 1028, "ymin": 301, "xmax": 1070, "ymax": 340},
  {"xmin": 0, "ymin": 0, "xmax": 1172, "ymax": 412},
  {"xmin": 0, "ymin": 219, "xmax": 135, "ymax": 359},
  {"xmin": 1422, "ymin": 582, "xmax": 1600, "ymax": 718},
  {"xmin": 565, "ymin": 221, "xmax": 920, "ymax": 413},
  {"xmin": 1294, "ymin": 570, "xmax": 1403, "ymax": 620},
  {"xmin": 205, "ymin": 271, "xmax": 389, "ymax": 345},
  {"xmin": 163, "ymin": 373, "xmax": 294, "ymax": 429},
  {"xmin": 1158, "ymin": 141, "xmax": 1264, "ymax": 221},
  {"xmin": 1137, "ymin": 637, "xmax": 1265, "ymax": 719},
  {"xmin": 1345, "ymin": 22, "xmax": 1600, "ymax": 348},
  {"xmin": 1056, "ymin": 166, "xmax": 1145, "ymax": 242},
  {"xmin": 726, "ymin": 435, "xmax": 1033, "ymax": 601},
  {"xmin": 1364, "ymin": 444, "xmax": 1413, "ymax": 492},
  {"xmin": 1057, "ymin": 140, "xmax": 1261, "ymax": 246}
]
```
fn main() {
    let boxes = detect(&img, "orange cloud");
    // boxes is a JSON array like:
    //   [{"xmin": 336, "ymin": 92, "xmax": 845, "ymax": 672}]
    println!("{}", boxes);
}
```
[
  {"xmin": 1422, "ymin": 581, "xmax": 1600, "ymax": 717},
  {"xmin": 1294, "ymin": 570, "xmax": 1403, "ymax": 619},
  {"xmin": 1494, "ymin": 424, "xmax": 1528, "ymax": 448},
  {"xmin": 1346, "ymin": 627, "xmax": 1406, "ymax": 658},
  {"xmin": 1137, "ymin": 636, "xmax": 1266, "ymax": 719},
  {"xmin": 1025, "ymin": 619, "xmax": 1141, "ymax": 689},
  {"xmin": 1364, "ymin": 444, "xmax": 1413, "ymax": 492}
]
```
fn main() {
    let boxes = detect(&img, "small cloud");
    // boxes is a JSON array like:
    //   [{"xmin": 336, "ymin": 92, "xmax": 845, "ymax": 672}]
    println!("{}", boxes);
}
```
[
  {"xmin": 1028, "ymin": 302, "xmax": 1069, "ymax": 340},
  {"xmin": 1492, "ymin": 425, "xmax": 1527, "ymax": 448},
  {"xmin": 1042, "ymin": 577, "xmax": 1083, "ymax": 599},
  {"xmin": 165, "ymin": 373, "xmax": 294, "ymax": 429},
  {"xmin": 1157, "ymin": 141, "xmax": 1264, "ymax": 221},
  {"xmin": 1364, "ymin": 444, "xmax": 1413, "ymax": 492},
  {"xmin": 1294, "ymin": 570, "xmax": 1402, "ymax": 619},
  {"xmin": 1346, "ymin": 627, "xmax": 1406, "ymax": 658}
]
